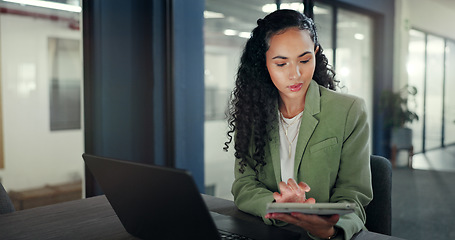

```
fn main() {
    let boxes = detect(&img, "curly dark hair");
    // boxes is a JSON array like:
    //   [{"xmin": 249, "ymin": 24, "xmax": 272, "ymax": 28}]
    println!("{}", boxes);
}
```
[{"xmin": 224, "ymin": 9, "xmax": 336, "ymax": 173}]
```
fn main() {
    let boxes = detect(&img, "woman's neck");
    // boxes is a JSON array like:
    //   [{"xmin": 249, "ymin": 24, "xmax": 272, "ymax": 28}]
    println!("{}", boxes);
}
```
[{"xmin": 279, "ymin": 98, "xmax": 305, "ymax": 119}]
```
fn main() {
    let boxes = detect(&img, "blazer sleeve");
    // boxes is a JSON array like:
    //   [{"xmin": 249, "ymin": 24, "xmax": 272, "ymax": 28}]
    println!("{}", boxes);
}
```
[
  {"xmin": 231, "ymin": 153, "xmax": 283, "ymax": 226},
  {"xmin": 329, "ymin": 98, "xmax": 373, "ymax": 240}
]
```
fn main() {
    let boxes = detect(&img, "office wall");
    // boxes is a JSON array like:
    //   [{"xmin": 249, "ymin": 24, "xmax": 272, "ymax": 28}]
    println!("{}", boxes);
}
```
[
  {"xmin": 408, "ymin": 0, "xmax": 455, "ymax": 40},
  {"xmin": 0, "ymin": 14, "xmax": 84, "ymax": 191}
]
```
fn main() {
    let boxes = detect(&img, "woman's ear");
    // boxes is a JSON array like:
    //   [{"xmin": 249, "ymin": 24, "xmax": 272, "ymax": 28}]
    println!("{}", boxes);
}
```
[{"xmin": 315, "ymin": 45, "xmax": 320, "ymax": 54}]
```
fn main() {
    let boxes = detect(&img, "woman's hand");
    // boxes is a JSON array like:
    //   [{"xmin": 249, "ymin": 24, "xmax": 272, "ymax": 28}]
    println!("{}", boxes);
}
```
[
  {"xmin": 269, "ymin": 212, "xmax": 340, "ymax": 239},
  {"xmin": 273, "ymin": 178, "xmax": 315, "ymax": 203},
  {"xmin": 264, "ymin": 179, "xmax": 340, "ymax": 239}
]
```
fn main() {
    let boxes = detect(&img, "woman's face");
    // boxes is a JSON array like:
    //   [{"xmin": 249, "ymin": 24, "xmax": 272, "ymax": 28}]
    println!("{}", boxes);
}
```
[{"xmin": 266, "ymin": 28, "xmax": 318, "ymax": 103}]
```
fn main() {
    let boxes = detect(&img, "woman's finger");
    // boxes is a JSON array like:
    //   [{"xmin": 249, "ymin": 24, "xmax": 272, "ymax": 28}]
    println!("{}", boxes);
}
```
[
  {"xmin": 268, "ymin": 212, "xmax": 300, "ymax": 225},
  {"xmin": 278, "ymin": 181, "xmax": 292, "ymax": 194},
  {"xmin": 298, "ymin": 181, "xmax": 311, "ymax": 192},
  {"xmin": 304, "ymin": 197, "xmax": 316, "ymax": 204},
  {"xmin": 273, "ymin": 191, "xmax": 282, "ymax": 201},
  {"xmin": 287, "ymin": 178, "xmax": 303, "ymax": 195}
]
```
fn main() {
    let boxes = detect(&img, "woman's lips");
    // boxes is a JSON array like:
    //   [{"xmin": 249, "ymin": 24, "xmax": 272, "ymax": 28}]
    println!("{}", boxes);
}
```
[{"xmin": 289, "ymin": 83, "xmax": 303, "ymax": 92}]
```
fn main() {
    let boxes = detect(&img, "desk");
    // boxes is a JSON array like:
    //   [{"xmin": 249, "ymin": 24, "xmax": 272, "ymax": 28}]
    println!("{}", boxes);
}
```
[
  {"xmin": 202, "ymin": 195, "xmax": 405, "ymax": 240},
  {"xmin": 0, "ymin": 195, "xmax": 404, "ymax": 240}
]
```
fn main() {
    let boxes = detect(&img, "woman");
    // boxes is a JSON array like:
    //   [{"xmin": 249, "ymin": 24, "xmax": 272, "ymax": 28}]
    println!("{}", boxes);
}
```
[{"xmin": 224, "ymin": 9, "xmax": 372, "ymax": 240}]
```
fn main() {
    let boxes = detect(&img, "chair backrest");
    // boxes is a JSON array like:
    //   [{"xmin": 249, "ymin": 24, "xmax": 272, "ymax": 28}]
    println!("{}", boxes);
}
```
[
  {"xmin": 0, "ymin": 182, "xmax": 15, "ymax": 214},
  {"xmin": 365, "ymin": 155, "xmax": 392, "ymax": 235}
]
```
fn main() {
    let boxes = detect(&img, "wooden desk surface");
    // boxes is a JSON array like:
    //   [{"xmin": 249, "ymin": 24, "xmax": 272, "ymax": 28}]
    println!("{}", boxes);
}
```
[{"xmin": 0, "ymin": 195, "xmax": 405, "ymax": 240}]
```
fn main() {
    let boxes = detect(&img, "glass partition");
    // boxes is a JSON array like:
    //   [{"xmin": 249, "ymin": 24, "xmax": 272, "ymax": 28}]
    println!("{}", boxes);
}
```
[
  {"xmin": 0, "ymin": 0, "xmax": 83, "ymax": 205},
  {"xmin": 204, "ymin": 0, "xmax": 272, "ymax": 199},
  {"xmin": 444, "ymin": 40, "xmax": 455, "ymax": 145},
  {"xmin": 335, "ymin": 8, "xmax": 374, "ymax": 147},
  {"xmin": 425, "ymin": 35, "xmax": 444, "ymax": 150},
  {"xmin": 313, "ymin": 2, "xmax": 333, "ymax": 66},
  {"xmin": 407, "ymin": 29, "xmax": 455, "ymax": 153},
  {"xmin": 407, "ymin": 30, "xmax": 426, "ymax": 153}
]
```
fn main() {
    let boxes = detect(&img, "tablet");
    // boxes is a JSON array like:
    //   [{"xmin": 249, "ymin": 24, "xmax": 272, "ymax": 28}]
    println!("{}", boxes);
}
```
[{"xmin": 266, "ymin": 202, "xmax": 357, "ymax": 215}]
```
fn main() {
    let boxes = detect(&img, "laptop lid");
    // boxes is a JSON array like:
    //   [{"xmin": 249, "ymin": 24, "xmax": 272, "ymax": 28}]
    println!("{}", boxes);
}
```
[{"xmin": 83, "ymin": 153, "xmax": 220, "ymax": 240}]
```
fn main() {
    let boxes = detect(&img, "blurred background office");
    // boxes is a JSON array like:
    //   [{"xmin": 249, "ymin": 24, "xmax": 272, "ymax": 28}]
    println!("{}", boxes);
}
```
[{"xmin": 0, "ymin": 0, "xmax": 454, "ymax": 239}]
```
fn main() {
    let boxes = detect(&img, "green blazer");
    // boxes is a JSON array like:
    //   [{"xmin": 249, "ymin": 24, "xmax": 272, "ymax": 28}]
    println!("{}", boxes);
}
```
[{"xmin": 231, "ymin": 80, "xmax": 373, "ymax": 240}]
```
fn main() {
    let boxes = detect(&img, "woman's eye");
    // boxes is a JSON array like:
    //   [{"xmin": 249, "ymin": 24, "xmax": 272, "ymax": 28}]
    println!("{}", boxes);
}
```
[
  {"xmin": 300, "ymin": 60, "xmax": 310, "ymax": 64},
  {"xmin": 276, "ymin": 63, "xmax": 286, "ymax": 67}
]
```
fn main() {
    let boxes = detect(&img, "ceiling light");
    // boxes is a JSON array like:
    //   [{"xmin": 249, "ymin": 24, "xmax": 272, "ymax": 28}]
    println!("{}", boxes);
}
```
[
  {"xmin": 262, "ymin": 3, "xmax": 277, "ymax": 13},
  {"xmin": 223, "ymin": 29, "xmax": 238, "ymax": 36},
  {"xmin": 4, "ymin": 0, "xmax": 81, "ymax": 12},
  {"xmin": 238, "ymin": 32, "xmax": 251, "ymax": 39},
  {"xmin": 354, "ymin": 33, "xmax": 365, "ymax": 40},
  {"xmin": 204, "ymin": 10, "xmax": 224, "ymax": 19},
  {"xmin": 262, "ymin": 3, "xmax": 304, "ymax": 13},
  {"xmin": 280, "ymin": 3, "xmax": 304, "ymax": 12}
]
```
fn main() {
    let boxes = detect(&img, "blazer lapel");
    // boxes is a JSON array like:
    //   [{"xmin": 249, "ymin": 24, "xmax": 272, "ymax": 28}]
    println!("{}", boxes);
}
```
[
  {"xmin": 268, "ymin": 80, "xmax": 321, "ymax": 185},
  {"xmin": 294, "ymin": 80, "xmax": 321, "ymax": 178}
]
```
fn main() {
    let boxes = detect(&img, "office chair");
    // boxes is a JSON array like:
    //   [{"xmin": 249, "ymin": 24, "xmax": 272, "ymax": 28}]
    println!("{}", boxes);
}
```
[
  {"xmin": 0, "ymin": 182, "xmax": 15, "ymax": 214},
  {"xmin": 364, "ymin": 155, "xmax": 392, "ymax": 235}
]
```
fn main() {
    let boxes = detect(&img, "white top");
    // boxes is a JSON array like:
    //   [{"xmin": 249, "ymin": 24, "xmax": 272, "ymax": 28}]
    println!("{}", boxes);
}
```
[{"xmin": 278, "ymin": 110, "xmax": 303, "ymax": 182}]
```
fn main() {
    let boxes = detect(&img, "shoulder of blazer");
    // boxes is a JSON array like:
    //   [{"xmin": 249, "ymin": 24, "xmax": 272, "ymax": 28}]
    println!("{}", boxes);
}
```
[{"xmin": 318, "ymin": 86, "xmax": 364, "ymax": 107}]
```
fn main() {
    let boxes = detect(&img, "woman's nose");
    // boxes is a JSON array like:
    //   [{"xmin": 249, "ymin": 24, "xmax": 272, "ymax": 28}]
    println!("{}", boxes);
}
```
[{"xmin": 289, "ymin": 64, "xmax": 301, "ymax": 80}]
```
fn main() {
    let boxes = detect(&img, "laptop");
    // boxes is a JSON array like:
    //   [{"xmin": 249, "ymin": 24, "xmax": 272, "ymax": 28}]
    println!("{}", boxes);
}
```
[{"xmin": 82, "ymin": 153, "xmax": 301, "ymax": 240}]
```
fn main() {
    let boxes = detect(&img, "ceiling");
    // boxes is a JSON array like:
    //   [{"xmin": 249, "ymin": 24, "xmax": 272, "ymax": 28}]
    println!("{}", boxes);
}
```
[
  {"xmin": 432, "ymin": 0, "xmax": 455, "ymax": 11},
  {"xmin": 41, "ymin": 0, "xmax": 80, "ymax": 6},
  {"xmin": 0, "ymin": 0, "xmax": 80, "ymax": 18}
]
